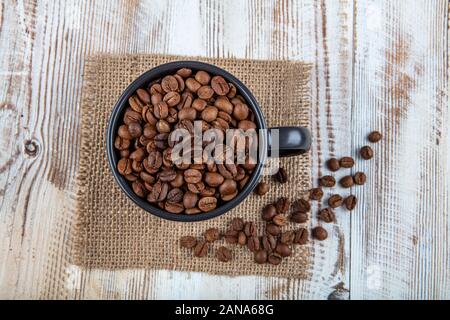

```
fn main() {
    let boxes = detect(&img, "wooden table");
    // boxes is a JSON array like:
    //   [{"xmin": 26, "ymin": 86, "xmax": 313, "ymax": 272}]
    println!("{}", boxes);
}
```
[{"xmin": 0, "ymin": 0, "xmax": 448, "ymax": 300}]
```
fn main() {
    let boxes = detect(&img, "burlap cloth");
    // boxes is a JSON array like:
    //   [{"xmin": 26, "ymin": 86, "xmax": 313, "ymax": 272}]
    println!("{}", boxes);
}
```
[{"xmin": 74, "ymin": 54, "xmax": 312, "ymax": 279}]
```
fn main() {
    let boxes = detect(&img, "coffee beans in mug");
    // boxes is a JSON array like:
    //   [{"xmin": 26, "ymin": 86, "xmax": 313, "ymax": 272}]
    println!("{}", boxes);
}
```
[{"xmin": 114, "ymin": 68, "xmax": 258, "ymax": 215}]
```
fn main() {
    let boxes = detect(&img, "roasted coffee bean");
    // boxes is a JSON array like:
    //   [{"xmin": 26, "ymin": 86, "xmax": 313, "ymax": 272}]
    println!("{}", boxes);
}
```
[
  {"xmin": 309, "ymin": 187, "xmax": 324, "ymax": 201},
  {"xmin": 219, "ymin": 179, "xmax": 237, "ymax": 198},
  {"xmin": 149, "ymin": 83, "xmax": 164, "ymax": 95},
  {"xmin": 204, "ymin": 172, "xmax": 224, "ymax": 187},
  {"xmin": 214, "ymin": 96, "xmax": 233, "ymax": 114},
  {"xmin": 140, "ymin": 172, "xmax": 156, "ymax": 184},
  {"xmin": 275, "ymin": 197, "xmax": 290, "ymax": 214},
  {"xmin": 353, "ymin": 172, "xmax": 366, "ymax": 185},
  {"xmin": 318, "ymin": 208, "xmax": 335, "ymax": 223},
  {"xmin": 187, "ymin": 181, "xmax": 205, "ymax": 194},
  {"xmin": 120, "ymin": 149, "xmax": 130, "ymax": 158},
  {"xmin": 262, "ymin": 204, "xmax": 277, "ymax": 221},
  {"xmin": 247, "ymin": 236, "xmax": 260, "ymax": 252},
  {"xmin": 327, "ymin": 158, "xmax": 340, "ymax": 171},
  {"xmin": 165, "ymin": 202, "xmax": 184, "ymax": 213},
  {"xmin": 151, "ymin": 93, "xmax": 163, "ymax": 106},
  {"xmin": 180, "ymin": 236, "xmax": 197, "ymax": 249},
  {"xmin": 118, "ymin": 124, "xmax": 133, "ymax": 140},
  {"xmin": 184, "ymin": 169, "xmax": 202, "ymax": 184},
  {"xmin": 178, "ymin": 107, "xmax": 196, "ymax": 121},
  {"xmin": 147, "ymin": 151, "xmax": 163, "ymax": 171},
  {"xmin": 238, "ymin": 120, "xmax": 256, "ymax": 130},
  {"xmin": 293, "ymin": 198, "xmax": 310, "ymax": 213},
  {"xmin": 312, "ymin": 226, "xmax": 328, "ymax": 241},
  {"xmin": 182, "ymin": 190, "xmax": 198, "ymax": 209},
  {"xmin": 254, "ymin": 182, "xmax": 269, "ymax": 196},
  {"xmin": 224, "ymin": 229, "xmax": 239, "ymax": 244},
  {"xmin": 198, "ymin": 196, "xmax": 217, "ymax": 212},
  {"xmin": 136, "ymin": 88, "xmax": 151, "ymax": 104},
  {"xmin": 319, "ymin": 175, "xmax": 336, "ymax": 187},
  {"xmin": 275, "ymin": 243, "xmax": 292, "ymax": 257},
  {"xmin": 117, "ymin": 158, "xmax": 132, "ymax": 175},
  {"xmin": 195, "ymin": 70, "xmax": 211, "ymax": 85},
  {"xmin": 159, "ymin": 169, "xmax": 177, "ymax": 182},
  {"xmin": 360, "ymin": 146, "xmax": 374, "ymax": 160},
  {"xmin": 186, "ymin": 77, "xmax": 202, "ymax": 92},
  {"xmin": 211, "ymin": 76, "xmax": 230, "ymax": 96},
  {"xmin": 274, "ymin": 167, "xmax": 288, "ymax": 183},
  {"xmin": 339, "ymin": 156, "xmax": 355, "ymax": 168},
  {"xmin": 161, "ymin": 75, "xmax": 179, "ymax": 93},
  {"xmin": 262, "ymin": 234, "xmax": 277, "ymax": 252},
  {"xmin": 176, "ymin": 68, "xmax": 192, "ymax": 78},
  {"xmin": 167, "ymin": 188, "xmax": 183, "ymax": 203},
  {"xmin": 227, "ymin": 83, "xmax": 237, "ymax": 98},
  {"xmin": 124, "ymin": 109, "xmax": 142, "ymax": 124},
  {"xmin": 328, "ymin": 194, "xmax": 343, "ymax": 208},
  {"xmin": 268, "ymin": 253, "xmax": 282, "ymax": 265},
  {"xmin": 340, "ymin": 175, "xmax": 354, "ymax": 188},
  {"xmin": 147, "ymin": 181, "xmax": 169, "ymax": 202},
  {"xmin": 291, "ymin": 211, "xmax": 308, "ymax": 224},
  {"xmin": 114, "ymin": 136, "xmax": 130, "ymax": 150},
  {"xmin": 192, "ymin": 98, "xmax": 207, "ymax": 111},
  {"xmin": 194, "ymin": 240, "xmax": 209, "ymax": 257},
  {"xmin": 244, "ymin": 221, "xmax": 257, "ymax": 237},
  {"xmin": 344, "ymin": 195, "xmax": 357, "ymax": 210},
  {"xmin": 204, "ymin": 228, "xmax": 220, "ymax": 242},
  {"xmin": 132, "ymin": 180, "xmax": 147, "ymax": 197},
  {"xmin": 272, "ymin": 214, "xmax": 287, "ymax": 226},
  {"xmin": 294, "ymin": 228, "xmax": 308, "ymax": 245},
  {"xmin": 231, "ymin": 217, "xmax": 244, "ymax": 231},
  {"xmin": 185, "ymin": 208, "xmax": 201, "ymax": 215},
  {"xmin": 201, "ymin": 106, "xmax": 218, "ymax": 122},
  {"xmin": 129, "ymin": 95, "xmax": 145, "ymax": 113},
  {"xmin": 216, "ymin": 246, "xmax": 232, "ymax": 262},
  {"xmin": 368, "ymin": 131, "xmax": 382, "ymax": 143},
  {"xmin": 280, "ymin": 231, "xmax": 295, "ymax": 245},
  {"xmin": 154, "ymin": 101, "xmax": 169, "ymax": 119},
  {"xmin": 266, "ymin": 224, "xmax": 281, "ymax": 236},
  {"xmin": 254, "ymin": 250, "xmax": 268, "ymax": 264},
  {"xmin": 237, "ymin": 231, "xmax": 247, "ymax": 246},
  {"xmin": 197, "ymin": 86, "xmax": 214, "ymax": 100},
  {"xmin": 233, "ymin": 103, "xmax": 249, "ymax": 121},
  {"xmin": 174, "ymin": 74, "xmax": 185, "ymax": 92},
  {"xmin": 163, "ymin": 91, "xmax": 181, "ymax": 107}
]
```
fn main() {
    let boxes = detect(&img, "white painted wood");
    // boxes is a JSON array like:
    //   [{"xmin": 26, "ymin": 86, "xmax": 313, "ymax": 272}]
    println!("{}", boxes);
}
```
[{"xmin": 0, "ymin": 0, "xmax": 447, "ymax": 299}]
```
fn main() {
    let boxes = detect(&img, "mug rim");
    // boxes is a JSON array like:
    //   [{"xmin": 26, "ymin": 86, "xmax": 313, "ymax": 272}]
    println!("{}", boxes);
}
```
[{"xmin": 106, "ymin": 60, "xmax": 268, "ymax": 222}]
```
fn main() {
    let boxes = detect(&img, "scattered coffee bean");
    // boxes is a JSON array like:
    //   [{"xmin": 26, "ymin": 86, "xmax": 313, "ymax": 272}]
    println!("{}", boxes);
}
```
[
  {"xmin": 328, "ymin": 194, "xmax": 344, "ymax": 208},
  {"xmin": 309, "ymin": 187, "xmax": 324, "ymax": 201},
  {"xmin": 254, "ymin": 182, "xmax": 269, "ymax": 195},
  {"xmin": 204, "ymin": 228, "xmax": 220, "ymax": 242},
  {"xmin": 262, "ymin": 204, "xmax": 277, "ymax": 221},
  {"xmin": 353, "ymin": 172, "xmax": 366, "ymax": 185},
  {"xmin": 266, "ymin": 224, "xmax": 281, "ymax": 236},
  {"xmin": 244, "ymin": 221, "xmax": 257, "ymax": 237},
  {"xmin": 194, "ymin": 240, "xmax": 209, "ymax": 257},
  {"xmin": 216, "ymin": 246, "xmax": 232, "ymax": 262},
  {"xmin": 319, "ymin": 175, "xmax": 336, "ymax": 187},
  {"xmin": 224, "ymin": 229, "xmax": 238, "ymax": 244},
  {"xmin": 291, "ymin": 211, "xmax": 308, "ymax": 224},
  {"xmin": 340, "ymin": 175, "xmax": 354, "ymax": 188},
  {"xmin": 318, "ymin": 208, "xmax": 335, "ymax": 223},
  {"xmin": 339, "ymin": 156, "xmax": 354, "ymax": 168},
  {"xmin": 327, "ymin": 158, "xmax": 340, "ymax": 171},
  {"xmin": 247, "ymin": 236, "xmax": 260, "ymax": 252},
  {"xmin": 238, "ymin": 231, "xmax": 247, "ymax": 246},
  {"xmin": 344, "ymin": 195, "xmax": 357, "ymax": 210},
  {"xmin": 272, "ymin": 214, "xmax": 288, "ymax": 226},
  {"xmin": 275, "ymin": 243, "xmax": 292, "ymax": 257},
  {"xmin": 268, "ymin": 253, "xmax": 282, "ymax": 265},
  {"xmin": 280, "ymin": 231, "xmax": 295, "ymax": 245},
  {"xmin": 274, "ymin": 167, "xmax": 288, "ymax": 183},
  {"xmin": 231, "ymin": 217, "xmax": 244, "ymax": 231},
  {"xmin": 275, "ymin": 197, "xmax": 290, "ymax": 214},
  {"xmin": 312, "ymin": 226, "xmax": 328, "ymax": 241},
  {"xmin": 360, "ymin": 146, "xmax": 374, "ymax": 160},
  {"xmin": 368, "ymin": 131, "xmax": 382, "ymax": 143},
  {"xmin": 293, "ymin": 198, "xmax": 310, "ymax": 213},
  {"xmin": 254, "ymin": 250, "xmax": 268, "ymax": 264},
  {"xmin": 294, "ymin": 228, "xmax": 309, "ymax": 245},
  {"xmin": 180, "ymin": 236, "xmax": 197, "ymax": 249}
]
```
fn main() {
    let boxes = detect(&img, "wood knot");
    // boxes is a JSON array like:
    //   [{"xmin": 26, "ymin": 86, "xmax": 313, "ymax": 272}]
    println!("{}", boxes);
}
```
[{"xmin": 24, "ymin": 139, "xmax": 39, "ymax": 157}]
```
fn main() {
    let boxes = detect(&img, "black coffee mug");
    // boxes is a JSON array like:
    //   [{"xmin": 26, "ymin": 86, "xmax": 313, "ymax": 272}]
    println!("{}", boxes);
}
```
[{"xmin": 107, "ymin": 61, "xmax": 311, "ymax": 222}]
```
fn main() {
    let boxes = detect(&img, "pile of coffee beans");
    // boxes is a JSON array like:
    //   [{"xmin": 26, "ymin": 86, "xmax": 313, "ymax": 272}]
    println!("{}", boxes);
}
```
[{"xmin": 114, "ymin": 68, "xmax": 258, "ymax": 214}]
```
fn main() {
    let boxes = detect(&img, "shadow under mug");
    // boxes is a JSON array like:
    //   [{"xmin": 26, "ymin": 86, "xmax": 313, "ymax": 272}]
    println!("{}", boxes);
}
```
[{"xmin": 106, "ymin": 61, "xmax": 311, "ymax": 222}]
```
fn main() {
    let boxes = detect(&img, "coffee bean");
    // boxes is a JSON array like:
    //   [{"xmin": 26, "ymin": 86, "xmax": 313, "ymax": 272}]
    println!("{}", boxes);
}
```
[
  {"xmin": 136, "ymin": 88, "xmax": 151, "ymax": 104},
  {"xmin": 231, "ymin": 217, "xmax": 244, "ymax": 231},
  {"xmin": 294, "ymin": 228, "xmax": 308, "ymax": 245},
  {"xmin": 227, "ymin": 83, "xmax": 237, "ymax": 98},
  {"xmin": 166, "ymin": 188, "xmax": 183, "ymax": 203},
  {"xmin": 327, "ymin": 158, "xmax": 340, "ymax": 171},
  {"xmin": 319, "ymin": 175, "xmax": 336, "ymax": 187},
  {"xmin": 360, "ymin": 146, "xmax": 374, "ymax": 160},
  {"xmin": 266, "ymin": 224, "xmax": 281, "ymax": 236},
  {"xmin": 262, "ymin": 204, "xmax": 277, "ymax": 221},
  {"xmin": 184, "ymin": 169, "xmax": 202, "ymax": 184},
  {"xmin": 201, "ymin": 106, "xmax": 218, "ymax": 122},
  {"xmin": 280, "ymin": 231, "xmax": 295, "ymax": 245},
  {"xmin": 224, "ymin": 229, "xmax": 238, "ymax": 244},
  {"xmin": 118, "ymin": 124, "xmax": 133, "ymax": 140},
  {"xmin": 339, "ymin": 156, "xmax": 355, "ymax": 168},
  {"xmin": 178, "ymin": 107, "xmax": 196, "ymax": 121},
  {"xmin": 318, "ymin": 208, "xmax": 335, "ymax": 223},
  {"xmin": 244, "ymin": 221, "xmax": 257, "ymax": 237},
  {"xmin": 193, "ymin": 240, "xmax": 209, "ymax": 257},
  {"xmin": 293, "ymin": 198, "xmax": 310, "ymax": 213},
  {"xmin": 204, "ymin": 228, "xmax": 220, "ymax": 242},
  {"xmin": 176, "ymin": 68, "xmax": 192, "ymax": 78},
  {"xmin": 183, "ymin": 191, "xmax": 198, "ymax": 209},
  {"xmin": 254, "ymin": 182, "xmax": 269, "ymax": 196},
  {"xmin": 247, "ymin": 236, "xmax": 260, "ymax": 252},
  {"xmin": 216, "ymin": 246, "xmax": 232, "ymax": 262},
  {"xmin": 291, "ymin": 211, "xmax": 308, "ymax": 224},
  {"xmin": 115, "ymin": 136, "xmax": 130, "ymax": 150},
  {"xmin": 274, "ymin": 167, "xmax": 288, "ymax": 183},
  {"xmin": 195, "ymin": 71, "xmax": 211, "ymax": 85},
  {"xmin": 344, "ymin": 195, "xmax": 357, "ymax": 210},
  {"xmin": 272, "ymin": 214, "xmax": 288, "ymax": 226},
  {"xmin": 238, "ymin": 231, "xmax": 247, "ymax": 246},
  {"xmin": 262, "ymin": 234, "xmax": 277, "ymax": 252},
  {"xmin": 197, "ymin": 86, "xmax": 214, "ymax": 100},
  {"xmin": 132, "ymin": 180, "xmax": 147, "ymax": 197},
  {"xmin": 185, "ymin": 208, "xmax": 201, "ymax": 215},
  {"xmin": 268, "ymin": 253, "xmax": 282, "ymax": 265},
  {"xmin": 233, "ymin": 103, "xmax": 249, "ymax": 121},
  {"xmin": 187, "ymin": 181, "xmax": 205, "ymax": 194},
  {"xmin": 117, "ymin": 158, "xmax": 132, "ymax": 175},
  {"xmin": 328, "ymin": 194, "xmax": 343, "ymax": 208},
  {"xmin": 161, "ymin": 75, "xmax": 179, "ymax": 93},
  {"xmin": 340, "ymin": 175, "xmax": 354, "ymax": 188},
  {"xmin": 309, "ymin": 187, "xmax": 324, "ymax": 201},
  {"xmin": 353, "ymin": 172, "xmax": 366, "ymax": 185},
  {"xmin": 275, "ymin": 197, "xmax": 290, "ymax": 214},
  {"xmin": 368, "ymin": 131, "xmax": 382, "ymax": 143},
  {"xmin": 275, "ymin": 243, "xmax": 292, "ymax": 257},
  {"xmin": 198, "ymin": 197, "xmax": 217, "ymax": 212},
  {"xmin": 219, "ymin": 179, "xmax": 237, "ymax": 199},
  {"xmin": 254, "ymin": 250, "xmax": 268, "ymax": 264},
  {"xmin": 214, "ymin": 96, "xmax": 233, "ymax": 114},
  {"xmin": 186, "ymin": 77, "xmax": 202, "ymax": 92},
  {"xmin": 211, "ymin": 76, "xmax": 230, "ymax": 96},
  {"xmin": 312, "ymin": 226, "xmax": 328, "ymax": 241},
  {"xmin": 204, "ymin": 172, "xmax": 225, "ymax": 187},
  {"xmin": 159, "ymin": 169, "xmax": 177, "ymax": 182},
  {"xmin": 129, "ymin": 95, "xmax": 145, "ymax": 113},
  {"xmin": 180, "ymin": 236, "xmax": 197, "ymax": 249},
  {"xmin": 165, "ymin": 202, "xmax": 184, "ymax": 213}
]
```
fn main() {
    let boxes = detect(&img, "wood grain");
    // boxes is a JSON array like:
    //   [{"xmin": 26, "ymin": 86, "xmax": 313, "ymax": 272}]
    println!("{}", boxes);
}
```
[{"xmin": 0, "ymin": 0, "xmax": 448, "ymax": 299}]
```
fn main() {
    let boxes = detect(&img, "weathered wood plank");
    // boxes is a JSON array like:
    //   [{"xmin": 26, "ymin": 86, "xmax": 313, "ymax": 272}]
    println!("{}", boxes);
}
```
[{"xmin": 350, "ymin": 0, "xmax": 449, "ymax": 299}]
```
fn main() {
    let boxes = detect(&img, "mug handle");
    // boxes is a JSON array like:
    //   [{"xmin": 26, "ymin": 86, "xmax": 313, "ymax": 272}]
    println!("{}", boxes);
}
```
[{"xmin": 267, "ymin": 127, "xmax": 311, "ymax": 157}]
